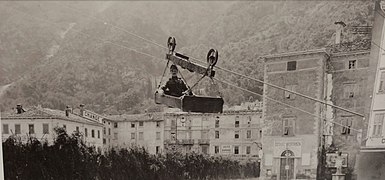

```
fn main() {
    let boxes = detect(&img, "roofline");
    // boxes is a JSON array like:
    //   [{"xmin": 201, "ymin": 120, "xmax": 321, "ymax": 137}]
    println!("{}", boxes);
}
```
[
  {"xmin": 262, "ymin": 48, "xmax": 329, "ymax": 60},
  {"xmin": 2, "ymin": 115, "xmax": 104, "ymax": 127},
  {"xmin": 330, "ymin": 50, "xmax": 370, "ymax": 57}
]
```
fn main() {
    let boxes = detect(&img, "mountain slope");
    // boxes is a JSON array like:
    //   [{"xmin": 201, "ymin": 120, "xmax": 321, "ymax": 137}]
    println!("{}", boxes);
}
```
[{"xmin": 0, "ymin": 1, "xmax": 374, "ymax": 113}]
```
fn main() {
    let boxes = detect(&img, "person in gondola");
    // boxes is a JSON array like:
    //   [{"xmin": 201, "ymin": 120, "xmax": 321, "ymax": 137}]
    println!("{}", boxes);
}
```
[{"xmin": 160, "ymin": 64, "xmax": 192, "ymax": 97}]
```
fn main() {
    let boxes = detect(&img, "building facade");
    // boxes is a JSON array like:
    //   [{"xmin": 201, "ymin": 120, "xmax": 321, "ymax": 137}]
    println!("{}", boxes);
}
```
[
  {"xmin": 163, "ymin": 110, "xmax": 263, "ymax": 161},
  {"xmin": 105, "ymin": 113, "xmax": 164, "ymax": 154},
  {"xmin": 358, "ymin": 1, "xmax": 385, "ymax": 179},
  {"xmin": 1, "ymin": 105, "xmax": 104, "ymax": 151},
  {"xmin": 261, "ymin": 45, "xmax": 371, "ymax": 179}
]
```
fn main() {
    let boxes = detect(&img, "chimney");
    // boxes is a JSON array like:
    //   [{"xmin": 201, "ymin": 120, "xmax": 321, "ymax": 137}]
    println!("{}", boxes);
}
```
[
  {"xmin": 65, "ymin": 106, "xmax": 71, "ymax": 117},
  {"xmin": 79, "ymin": 104, "xmax": 85, "ymax": 116},
  {"xmin": 16, "ymin": 104, "xmax": 25, "ymax": 114},
  {"xmin": 334, "ymin": 21, "xmax": 346, "ymax": 44}
]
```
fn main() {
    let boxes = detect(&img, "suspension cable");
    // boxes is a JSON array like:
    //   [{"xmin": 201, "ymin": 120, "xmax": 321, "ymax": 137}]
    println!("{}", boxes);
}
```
[
  {"xmin": 6, "ymin": 4, "xmax": 363, "ymax": 132},
  {"xmin": 213, "ymin": 77, "xmax": 361, "ymax": 133}
]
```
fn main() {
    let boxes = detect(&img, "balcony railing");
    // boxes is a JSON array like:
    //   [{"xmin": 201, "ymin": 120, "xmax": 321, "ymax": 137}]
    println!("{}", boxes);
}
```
[{"xmin": 198, "ymin": 139, "xmax": 210, "ymax": 145}]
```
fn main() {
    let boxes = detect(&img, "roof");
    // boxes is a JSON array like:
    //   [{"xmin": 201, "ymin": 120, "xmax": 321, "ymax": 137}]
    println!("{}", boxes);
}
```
[
  {"xmin": 105, "ymin": 113, "xmax": 164, "ymax": 122},
  {"xmin": 262, "ymin": 48, "xmax": 328, "ymax": 60},
  {"xmin": 327, "ymin": 39, "xmax": 371, "ymax": 54},
  {"xmin": 1, "ymin": 106, "xmax": 103, "ymax": 127}
]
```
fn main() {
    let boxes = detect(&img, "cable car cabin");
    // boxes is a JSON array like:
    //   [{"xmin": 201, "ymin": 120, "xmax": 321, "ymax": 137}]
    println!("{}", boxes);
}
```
[{"xmin": 155, "ymin": 92, "xmax": 224, "ymax": 113}]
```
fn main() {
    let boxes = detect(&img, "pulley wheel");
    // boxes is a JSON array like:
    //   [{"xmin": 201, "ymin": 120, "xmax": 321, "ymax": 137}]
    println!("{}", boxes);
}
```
[
  {"xmin": 167, "ymin": 37, "xmax": 176, "ymax": 53},
  {"xmin": 207, "ymin": 49, "xmax": 218, "ymax": 67}
]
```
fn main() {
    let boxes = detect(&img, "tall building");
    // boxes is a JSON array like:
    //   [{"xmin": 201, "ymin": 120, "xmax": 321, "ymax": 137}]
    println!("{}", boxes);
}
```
[
  {"xmin": 358, "ymin": 1, "xmax": 385, "ymax": 179},
  {"xmin": 261, "ymin": 43, "xmax": 371, "ymax": 179},
  {"xmin": 1, "ymin": 105, "xmax": 104, "ymax": 151}
]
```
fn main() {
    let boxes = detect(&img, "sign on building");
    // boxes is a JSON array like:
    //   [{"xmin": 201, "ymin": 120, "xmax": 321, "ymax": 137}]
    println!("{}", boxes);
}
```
[
  {"xmin": 273, "ymin": 140, "xmax": 302, "ymax": 157},
  {"xmin": 326, "ymin": 153, "xmax": 348, "ymax": 168},
  {"xmin": 221, "ymin": 145, "xmax": 232, "ymax": 154}
]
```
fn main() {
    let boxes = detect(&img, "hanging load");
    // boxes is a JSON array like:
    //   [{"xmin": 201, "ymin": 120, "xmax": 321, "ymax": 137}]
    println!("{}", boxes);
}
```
[{"xmin": 154, "ymin": 37, "xmax": 224, "ymax": 113}]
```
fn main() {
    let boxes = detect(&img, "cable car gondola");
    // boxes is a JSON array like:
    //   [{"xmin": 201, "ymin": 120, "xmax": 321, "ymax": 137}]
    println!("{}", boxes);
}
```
[{"xmin": 154, "ymin": 37, "xmax": 224, "ymax": 113}]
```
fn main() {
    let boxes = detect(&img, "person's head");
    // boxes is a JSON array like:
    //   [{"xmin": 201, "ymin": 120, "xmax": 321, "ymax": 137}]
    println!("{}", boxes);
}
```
[{"xmin": 170, "ymin": 64, "xmax": 178, "ymax": 77}]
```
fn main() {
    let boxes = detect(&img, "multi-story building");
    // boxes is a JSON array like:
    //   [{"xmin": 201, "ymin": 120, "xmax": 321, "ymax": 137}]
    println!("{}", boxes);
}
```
[
  {"xmin": 358, "ymin": 1, "xmax": 385, "ymax": 179},
  {"xmin": 1, "ymin": 105, "xmax": 104, "ymax": 151},
  {"xmin": 105, "ymin": 113, "xmax": 164, "ymax": 154},
  {"xmin": 163, "ymin": 110, "xmax": 263, "ymax": 161},
  {"xmin": 261, "ymin": 41, "xmax": 371, "ymax": 179}
]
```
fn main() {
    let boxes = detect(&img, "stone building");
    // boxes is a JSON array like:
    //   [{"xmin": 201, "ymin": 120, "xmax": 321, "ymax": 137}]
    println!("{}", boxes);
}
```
[
  {"xmin": 261, "ymin": 44, "xmax": 370, "ymax": 179},
  {"xmin": 1, "ymin": 105, "xmax": 104, "ymax": 151},
  {"xmin": 358, "ymin": 1, "xmax": 385, "ymax": 179}
]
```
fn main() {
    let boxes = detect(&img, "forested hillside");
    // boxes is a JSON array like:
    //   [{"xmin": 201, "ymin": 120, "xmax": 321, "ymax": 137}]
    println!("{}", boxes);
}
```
[{"xmin": 0, "ymin": 1, "xmax": 373, "ymax": 114}]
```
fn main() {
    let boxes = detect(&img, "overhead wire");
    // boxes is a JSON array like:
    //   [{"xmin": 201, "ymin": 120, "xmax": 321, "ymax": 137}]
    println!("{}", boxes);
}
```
[
  {"xmin": 213, "ymin": 77, "xmax": 362, "ymax": 133},
  {"xmin": 4, "ymin": 3, "xmax": 364, "ymax": 132},
  {"xmin": 57, "ymin": 3, "xmax": 365, "ymax": 118}
]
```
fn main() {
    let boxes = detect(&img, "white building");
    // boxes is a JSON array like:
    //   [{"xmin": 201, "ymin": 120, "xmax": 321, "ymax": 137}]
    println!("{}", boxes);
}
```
[
  {"xmin": 1, "ymin": 105, "xmax": 104, "ymax": 151},
  {"xmin": 105, "ymin": 113, "xmax": 164, "ymax": 154}
]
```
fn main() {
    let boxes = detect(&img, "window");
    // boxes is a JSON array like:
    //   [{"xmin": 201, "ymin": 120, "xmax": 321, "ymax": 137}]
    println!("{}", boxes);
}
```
[
  {"xmin": 379, "ymin": 72, "xmax": 385, "ymax": 93},
  {"xmin": 85, "ymin": 128, "xmax": 88, "ymax": 137},
  {"xmin": 235, "ymin": 131, "xmax": 239, "ymax": 139},
  {"xmin": 287, "ymin": 61, "xmax": 297, "ymax": 71},
  {"xmin": 215, "ymin": 131, "xmax": 219, "ymax": 139},
  {"xmin": 246, "ymin": 130, "xmax": 252, "ymax": 139},
  {"xmin": 131, "ymin": 123, "xmax": 135, "ymax": 128},
  {"xmin": 114, "ymin": 122, "xmax": 118, "ymax": 128},
  {"xmin": 156, "ymin": 121, "xmax": 160, "ymax": 127},
  {"xmin": 15, "ymin": 124, "xmax": 21, "ymax": 134},
  {"xmin": 131, "ymin": 133, "xmax": 136, "ymax": 140},
  {"xmin": 284, "ymin": 85, "xmax": 297, "ymax": 99},
  {"xmin": 344, "ymin": 83, "xmax": 357, "ymax": 98},
  {"xmin": 156, "ymin": 146, "xmax": 160, "ymax": 154},
  {"xmin": 171, "ymin": 132, "xmax": 176, "ymax": 140},
  {"xmin": 92, "ymin": 130, "xmax": 95, "ymax": 138},
  {"xmin": 202, "ymin": 146, "xmax": 208, "ymax": 154},
  {"xmin": 214, "ymin": 146, "xmax": 219, "ymax": 154},
  {"xmin": 108, "ymin": 128, "xmax": 111, "ymax": 135},
  {"xmin": 103, "ymin": 138, "xmax": 106, "ymax": 144},
  {"xmin": 215, "ymin": 117, "xmax": 220, "ymax": 128},
  {"xmin": 156, "ymin": 132, "xmax": 161, "ymax": 140},
  {"xmin": 139, "ymin": 132, "xmax": 144, "ymax": 140},
  {"xmin": 2, "ymin": 124, "xmax": 8, "ymax": 134},
  {"xmin": 372, "ymin": 114, "xmax": 384, "ymax": 137},
  {"xmin": 139, "ymin": 122, "xmax": 144, "ymax": 127},
  {"xmin": 63, "ymin": 124, "xmax": 66, "ymax": 130},
  {"xmin": 283, "ymin": 118, "xmax": 295, "ymax": 136},
  {"xmin": 98, "ymin": 130, "xmax": 100, "ymax": 138},
  {"xmin": 103, "ymin": 127, "xmax": 106, "ymax": 134},
  {"xmin": 246, "ymin": 146, "xmax": 251, "ymax": 154},
  {"xmin": 235, "ymin": 120, "xmax": 240, "ymax": 128},
  {"xmin": 341, "ymin": 117, "xmax": 353, "ymax": 135},
  {"xmin": 28, "ymin": 124, "xmax": 34, "ymax": 134},
  {"xmin": 76, "ymin": 126, "xmax": 79, "ymax": 133},
  {"xmin": 247, "ymin": 116, "xmax": 252, "ymax": 127},
  {"xmin": 234, "ymin": 146, "xmax": 239, "ymax": 154},
  {"xmin": 114, "ymin": 132, "xmax": 118, "ymax": 140},
  {"xmin": 348, "ymin": 60, "xmax": 356, "ymax": 69}
]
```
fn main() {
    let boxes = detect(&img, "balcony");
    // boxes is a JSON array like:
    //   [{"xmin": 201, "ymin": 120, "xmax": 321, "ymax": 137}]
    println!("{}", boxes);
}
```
[
  {"xmin": 178, "ymin": 139, "xmax": 194, "ymax": 145},
  {"xmin": 164, "ymin": 139, "xmax": 194, "ymax": 145},
  {"xmin": 164, "ymin": 139, "xmax": 177, "ymax": 144},
  {"xmin": 198, "ymin": 139, "xmax": 210, "ymax": 145}
]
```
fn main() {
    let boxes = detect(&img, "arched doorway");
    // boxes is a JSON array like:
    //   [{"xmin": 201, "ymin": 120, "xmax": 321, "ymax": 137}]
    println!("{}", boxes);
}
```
[{"xmin": 280, "ymin": 150, "xmax": 295, "ymax": 180}]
